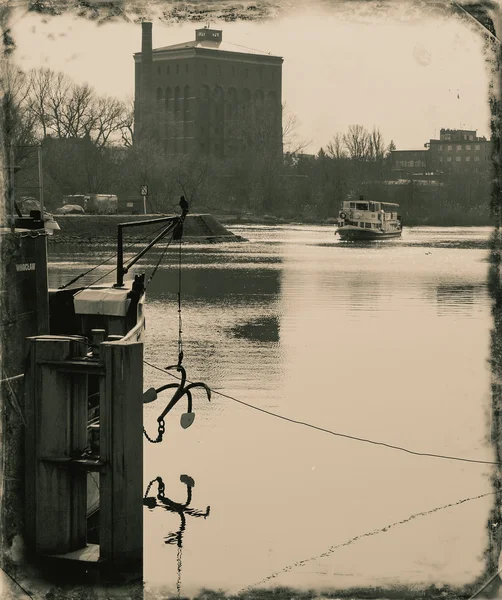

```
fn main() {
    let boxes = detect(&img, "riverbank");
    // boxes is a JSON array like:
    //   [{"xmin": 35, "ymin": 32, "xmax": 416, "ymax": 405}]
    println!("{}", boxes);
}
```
[
  {"xmin": 214, "ymin": 213, "xmax": 495, "ymax": 227},
  {"xmin": 47, "ymin": 212, "xmax": 496, "ymax": 244}
]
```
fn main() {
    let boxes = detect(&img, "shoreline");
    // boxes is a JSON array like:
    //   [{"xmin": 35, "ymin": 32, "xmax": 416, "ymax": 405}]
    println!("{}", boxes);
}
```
[{"xmin": 45, "ymin": 213, "xmax": 496, "ymax": 245}]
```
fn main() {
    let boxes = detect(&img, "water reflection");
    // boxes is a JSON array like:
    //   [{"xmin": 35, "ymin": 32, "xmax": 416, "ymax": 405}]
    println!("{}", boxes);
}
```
[
  {"xmin": 145, "ymin": 265, "xmax": 282, "ymax": 306},
  {"xmin": 144, "ymin": 474, "xmax": 210, "ymax": 597},
  {"xmin": 229, "ymin": 315, "xmax": 280, "ymax": 343},
  {"xmin": 436, "ymin": 283, "xmax": 487, "ymax": 317}
]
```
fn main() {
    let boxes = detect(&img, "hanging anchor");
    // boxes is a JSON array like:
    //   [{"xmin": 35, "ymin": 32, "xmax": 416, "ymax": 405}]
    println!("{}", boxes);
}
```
[
  {"xmin": 142, "ymin": 200, "xmax": 211, "ymax": 442},
  {"xmin": 143, "ymin": 363, "xmax": 211, "ymax": 441}
]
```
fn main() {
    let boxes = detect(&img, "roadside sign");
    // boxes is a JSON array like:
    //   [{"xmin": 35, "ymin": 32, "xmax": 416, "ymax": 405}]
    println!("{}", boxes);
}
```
[{"xmin": 141, "ymin": 185, "xmax": 148, "ymax": 196}]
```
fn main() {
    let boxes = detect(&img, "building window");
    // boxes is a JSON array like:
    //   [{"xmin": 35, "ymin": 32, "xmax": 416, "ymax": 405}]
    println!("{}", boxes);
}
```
[
  {"xmin": 157, "ymin": 66, "xmax": 161, "ymax": 75},
  {"xmin": 475, "ymin": 144, "xmax": 480, "ymax": 151},
  {"xmin": 167, "ymin": 65, "xmax": 170, "ymax": 74},
  {"xmin": 439, "ymin": 157, "xmax": 443, "ymax": 162},
  {"xmin": 176, "ymin": 64, "xmax": 180, "ymax": 75},
  {"xmin": 203, "ymin": 64, "xmax": 207, "ymax": 75},
  {"xmin": 447, "ymin": 157, "xmax": 452, "ymax": 162},
  {"xmin": 448, "ymin": 145, "xmax": 452, "ymax": 151},
  {"xmin": 475, "ymin": 156, "xmax": 480, "ymax": 162},
  {"xmin": 217, "ymin": 65, "xmax": 221, "ymax": 75},
  {"xmin": 469, "ymin": 135, "xmax": 474, "ymax": 141},
  {"xmin": 466, "ymin": 145, "xmax": 471, "ymax": 150},
  {"xmin": 244, "ymin": 68, "xmax": 248, "ymax": 78},
  {"xmin": 439, "ymin": 145, "xmax": 443, "ymax": 151},
  {"xmin": 456, "ymin": 145, "xmax": 461, "ymax": 151},
  {"xmin": 465, "ymin": 156, "xmax": 471, "ymax": 162},
  {"xmin": 186, "ymin": 64, "xmax": 189, "ymax": 73},
  {"xmin": 456, "ymin": 156, "xmax": 461, "ymax": 162}
]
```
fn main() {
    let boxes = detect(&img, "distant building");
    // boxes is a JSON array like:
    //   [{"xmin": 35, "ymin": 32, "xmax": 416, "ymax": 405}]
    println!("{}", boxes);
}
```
[
  {"xmin": 391, "ymin": 128, "xmax": 492, "ymax": 176},
  {"xmin": 428, "ymin": 129, "xmax": 491, "ymax": 174},
  {"xmin": 390, "ymin": 149, "xmax": 429, "ymax": 175},
  {"xmin": 134, "ymin": 22, "xmax": 283, "ymax": 159}
]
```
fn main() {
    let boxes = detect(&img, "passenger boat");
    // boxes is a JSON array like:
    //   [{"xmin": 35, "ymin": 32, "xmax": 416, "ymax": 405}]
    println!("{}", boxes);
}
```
[{"xmin": 336, "ymin": 196, "xmax": 402, "ymax": 240}]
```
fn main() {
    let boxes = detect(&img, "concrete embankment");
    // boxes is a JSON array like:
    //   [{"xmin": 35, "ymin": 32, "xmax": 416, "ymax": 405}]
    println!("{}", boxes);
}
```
[{"xmin": 49, "ymin": 213, "xmax": 245, "ymax": 244}]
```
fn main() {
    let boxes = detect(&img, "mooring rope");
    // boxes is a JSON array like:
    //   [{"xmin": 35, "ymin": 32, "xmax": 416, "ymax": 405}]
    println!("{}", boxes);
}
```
[{"xmin": 143, "ymin": 359, "xmax": 500, "ymax": 467}]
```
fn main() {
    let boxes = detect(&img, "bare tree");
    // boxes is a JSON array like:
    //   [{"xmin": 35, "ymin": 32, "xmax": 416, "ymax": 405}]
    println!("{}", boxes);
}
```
[
  {"xmin": 120, "ymin": 98, "xmax": 134, "ymax": 148},
  {"xmin": 368, "ymin": 127, "xmax": 386, "ymax": 161},
  {"xmin": 26, "ymin": 67, "xmax": 131, "ymax": 148},
  {"xmin": 172, "ymin": 154, "xmax": 210, "ymax": 208},
  {"xmin": 1, "ymin": 61, "xmax": 38, "ymax": 162},
  {"xmin": 282, "ymin": 103, "xmax": 310, "ymax": 155},
  {"xmin": 326, "ymin": 132, "xmax": 347, "ymax": 160},
  {"xmin": 343, "ymin": 124, "xmax": 371, "ymax": 161}
]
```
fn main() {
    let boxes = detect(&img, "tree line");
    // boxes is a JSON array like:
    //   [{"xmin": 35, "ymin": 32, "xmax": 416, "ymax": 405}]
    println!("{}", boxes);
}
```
[{"xmin": 2, "ymin": 63, "xmax": 493, "ymax": 225}]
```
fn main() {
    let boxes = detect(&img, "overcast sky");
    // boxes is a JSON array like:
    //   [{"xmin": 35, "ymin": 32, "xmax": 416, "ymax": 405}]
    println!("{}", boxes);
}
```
[{"xmin": 10, "ymin": 2, "xmax": 494, "ymax": 154}]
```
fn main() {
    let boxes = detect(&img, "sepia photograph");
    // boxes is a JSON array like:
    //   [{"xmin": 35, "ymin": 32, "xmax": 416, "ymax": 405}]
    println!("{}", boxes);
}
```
[{"xmin": 1, "ymin": 0, "xmax": 502, "ymax": 599}]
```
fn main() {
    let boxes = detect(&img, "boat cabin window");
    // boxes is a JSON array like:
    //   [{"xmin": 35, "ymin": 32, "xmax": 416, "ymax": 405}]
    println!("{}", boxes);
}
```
[
  {"xmin": 364, "ymin": 222, "xmax": 371, "ymax": 228},
  {"xmin": 349, "ymin": 202, "xmax": 356, "ymax": 209},
  {"xmin": 355, "ymin": 202, "xmax": 368, "ymax": 211}
]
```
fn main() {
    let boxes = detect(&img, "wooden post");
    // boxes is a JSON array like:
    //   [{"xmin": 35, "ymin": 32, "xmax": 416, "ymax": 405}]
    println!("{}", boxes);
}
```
[
  {"xmin": 24, "ymin": 334, "xmax": 143, "ymax": 571},
  {"xmin": 34, "ymin": 234, "xmax": 49, "ymax": 335},
  {"xmin": 100, "ymin": 340, "xmax": 143, "ymax": 567},
  {"xmin": 24, "ymin": 336, "xmax": 88, "ymax": 555}
]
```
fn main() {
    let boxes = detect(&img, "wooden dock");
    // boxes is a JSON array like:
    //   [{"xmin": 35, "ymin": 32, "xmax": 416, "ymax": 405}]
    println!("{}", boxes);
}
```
[
  {"xmin": 1, "ymin": 226, "xmax": 143, "ymax": 582},
  {"xmin": 24, "ymin": 335, "xmax": 143, "ymax": 571}
]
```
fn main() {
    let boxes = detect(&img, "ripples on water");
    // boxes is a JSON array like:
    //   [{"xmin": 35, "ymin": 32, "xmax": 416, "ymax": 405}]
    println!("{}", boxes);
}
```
[{"xmin": 49, "ymin": 225, "xmax": 495, "ymax": 596}]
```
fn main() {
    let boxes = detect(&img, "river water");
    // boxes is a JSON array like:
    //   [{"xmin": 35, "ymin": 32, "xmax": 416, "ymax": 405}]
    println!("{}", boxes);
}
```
[{"xmin": 48, "ymin": 225, "xmax": 496, "ymax": 597}]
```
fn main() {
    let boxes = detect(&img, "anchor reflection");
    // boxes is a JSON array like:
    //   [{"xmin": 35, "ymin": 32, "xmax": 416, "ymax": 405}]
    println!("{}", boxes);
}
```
[{"xmin": 143, "ymin": 474, "xmax": 210, "ymax": 547}]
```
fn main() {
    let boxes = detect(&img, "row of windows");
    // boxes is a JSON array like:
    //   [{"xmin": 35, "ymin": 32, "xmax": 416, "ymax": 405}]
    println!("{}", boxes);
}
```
[
  {"xmin": 442, "ymin": 134, "xmax": 475, "ymax": 141},
  {"xmin": 155, "ymin": 62, "xmax": 275, "ymax": 80},
  {"xmin": 437, "ymin": 144, "xmax": 482, "ymax": 151},
  {"xmin": 155, "ymin": 85, "xmax": 278, "ymax": 105},
  {"xmin": 439, "ymin": 156, "xmax": 484, "ymax": 162},
  {"xmin": 395, "ymin": 160, "xmax": 425, "ymax": 167}
]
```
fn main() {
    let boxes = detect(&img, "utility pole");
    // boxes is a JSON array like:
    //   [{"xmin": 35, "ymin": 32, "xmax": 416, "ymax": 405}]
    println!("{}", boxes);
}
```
[{"xmin": 38, "ymin": 145, "xmax": 44, "ymax": 217}]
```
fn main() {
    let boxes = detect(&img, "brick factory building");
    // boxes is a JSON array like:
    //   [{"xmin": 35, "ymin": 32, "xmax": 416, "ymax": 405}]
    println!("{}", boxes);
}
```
[
  {"xmin": 391, "ymin": 128, "xmax": 492, "ymax": 176},
  {"xmin": 134, "ymin": 22, "xmax": 283, "ymax": 159},
  {"xmin": 427, "ymin": 129, "xmax": 491, "ymax": 173}
]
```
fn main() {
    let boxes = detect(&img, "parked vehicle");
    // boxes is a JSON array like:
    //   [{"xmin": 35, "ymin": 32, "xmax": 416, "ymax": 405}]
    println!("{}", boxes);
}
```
[
  {"xmin": 55, "ymin": 205, "xmax": 85, "ymax": 215},
  {"xmin": 63, "ymin": 194, "xmax": 118, "ymax": 214}
]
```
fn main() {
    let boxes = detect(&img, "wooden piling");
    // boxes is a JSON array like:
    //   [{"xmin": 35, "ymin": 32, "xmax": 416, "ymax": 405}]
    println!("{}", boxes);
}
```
[
  {"xmin": 100, "ymin": 341, "xmax": 143, "ymax": 567},
  {"xmin": 23, "ymin": 334, "xmax": 143, "ymax": 571},
  {"xmin": 24, "ymin": 336, "xmax": 88, "ymax": 555}
]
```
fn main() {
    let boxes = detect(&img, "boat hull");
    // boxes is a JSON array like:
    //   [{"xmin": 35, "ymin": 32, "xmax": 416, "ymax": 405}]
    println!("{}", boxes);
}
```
[{"xmin": 336, "ymin": 227, "xmax": 402, "ymax": 241}]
